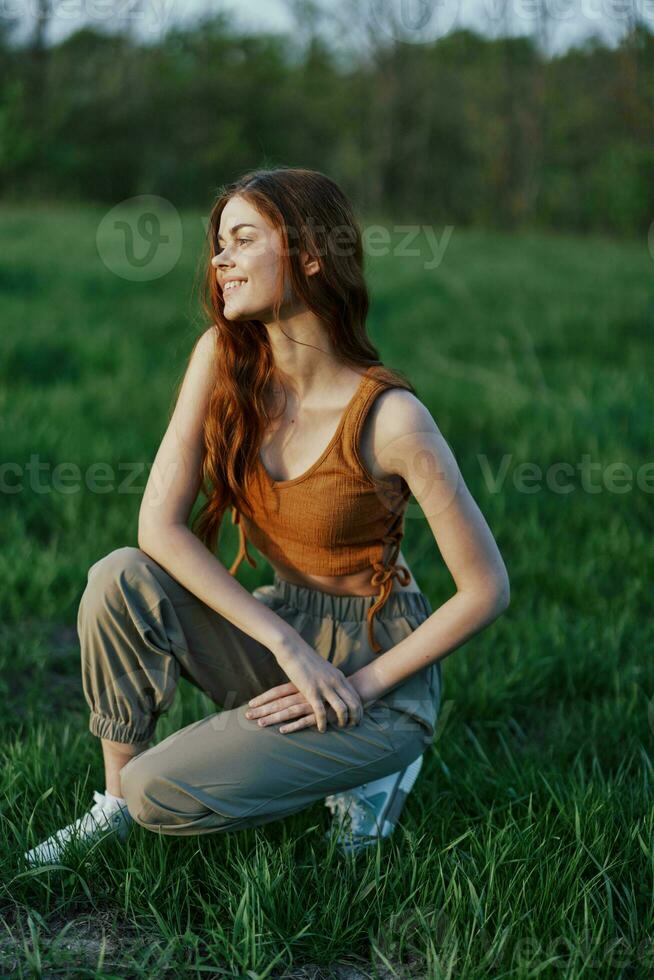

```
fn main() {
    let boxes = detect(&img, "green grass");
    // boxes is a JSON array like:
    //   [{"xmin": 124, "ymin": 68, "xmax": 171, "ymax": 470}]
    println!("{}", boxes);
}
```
[{"xmin": 1, "ymin": 202, "xmax": 653, "ymax": 977}]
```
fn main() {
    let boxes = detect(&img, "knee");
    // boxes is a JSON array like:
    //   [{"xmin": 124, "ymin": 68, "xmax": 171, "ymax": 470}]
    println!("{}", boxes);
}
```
[
  {"xmin": 119, "ymin": 751, "xmax": 217, "ymax": 833},
  {"xmin": 81, "ymin": 547, "xmax": 149, "ymax": 612},
  {"xmin": 119, "ymin": 751, "xmax": 163, "ymax": 827},
  {"xmin": 88, "ymin": 547, "xmax": 149, "ymax": 590}
]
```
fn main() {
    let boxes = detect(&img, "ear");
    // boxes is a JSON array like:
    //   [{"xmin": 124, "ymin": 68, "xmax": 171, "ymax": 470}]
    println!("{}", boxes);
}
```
[{"xmin": 301, "ymin": 250, "xmax": 321, "ymax": 277}]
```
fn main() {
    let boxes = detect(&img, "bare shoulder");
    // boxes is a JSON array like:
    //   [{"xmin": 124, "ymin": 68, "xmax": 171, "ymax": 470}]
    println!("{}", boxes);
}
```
[
  {"xmin": 193, "ymin": 326, "xmax": 219, "ymax": 357},
  {"xmin": 359, "ymin": 386, "xmax": 450, "ymax": 483},
  {"xmin": 374, "ymin": 386, "xmax": 434, "ymax": 433}
]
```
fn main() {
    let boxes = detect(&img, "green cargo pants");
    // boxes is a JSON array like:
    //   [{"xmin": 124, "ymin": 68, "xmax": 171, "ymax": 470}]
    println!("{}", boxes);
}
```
[{"xmin": 78, "ymin": 546, "xmax": 442, "ymax": 836}]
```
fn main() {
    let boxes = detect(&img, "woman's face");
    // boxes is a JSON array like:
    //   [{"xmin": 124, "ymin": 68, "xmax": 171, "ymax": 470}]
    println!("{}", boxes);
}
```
[{"xmin": 211, "ymin": 195, "xmax": 291, "ymax": 322}]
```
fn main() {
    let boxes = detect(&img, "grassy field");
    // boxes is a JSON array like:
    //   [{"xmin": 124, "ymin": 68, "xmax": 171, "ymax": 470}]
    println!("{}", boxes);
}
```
[{"xmin": 1, "ymin": 203, "xmax": 652, "ymax": 977}]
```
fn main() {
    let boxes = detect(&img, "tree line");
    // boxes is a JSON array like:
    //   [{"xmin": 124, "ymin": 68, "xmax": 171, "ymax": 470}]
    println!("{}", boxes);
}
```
[{"xmin": 1, "ymin": 8, "xmax": 653, "ymax": 235}]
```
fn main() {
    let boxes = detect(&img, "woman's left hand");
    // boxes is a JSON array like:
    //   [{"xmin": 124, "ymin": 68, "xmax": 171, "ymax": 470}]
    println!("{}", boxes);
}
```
[{"xmin": 245, "ymin": 681, "xmax": 362, "ymax": 734}]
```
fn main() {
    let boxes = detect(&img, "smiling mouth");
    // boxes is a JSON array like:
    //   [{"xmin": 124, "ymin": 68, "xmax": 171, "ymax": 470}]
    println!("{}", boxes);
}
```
[{"xmin": 224, "ymin": 280, "xmax": 247, "ymax": 293}]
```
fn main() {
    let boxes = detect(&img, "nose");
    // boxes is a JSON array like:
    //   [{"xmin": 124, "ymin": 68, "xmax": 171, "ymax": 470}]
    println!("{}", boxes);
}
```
[{"xmin": 211, "ymin": 241, "xmax": 237, "ymax": 267}]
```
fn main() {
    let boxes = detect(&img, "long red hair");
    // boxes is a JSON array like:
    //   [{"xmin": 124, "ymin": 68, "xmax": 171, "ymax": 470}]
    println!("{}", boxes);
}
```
[{"xmin": 188, "ymin": 167, "xmax": 416, "ymax": 556}]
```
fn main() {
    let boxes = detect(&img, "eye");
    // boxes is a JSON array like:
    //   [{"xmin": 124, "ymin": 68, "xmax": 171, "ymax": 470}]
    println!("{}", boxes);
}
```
[{"xmin": 216, "ymin": 238, "xmax": 251, "ymax": 252}]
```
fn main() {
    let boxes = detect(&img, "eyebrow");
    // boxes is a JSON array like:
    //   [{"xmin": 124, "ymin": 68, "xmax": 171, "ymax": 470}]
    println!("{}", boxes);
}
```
[{"xmin": 217, "ymin": 223, "xmax": 258, "ymax": 242}]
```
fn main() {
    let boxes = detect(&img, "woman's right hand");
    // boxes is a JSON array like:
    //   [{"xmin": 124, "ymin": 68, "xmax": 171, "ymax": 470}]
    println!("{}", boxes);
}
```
[{"xmin": 268, "ymin": 635, "xmax": 364, "ymax": 733}]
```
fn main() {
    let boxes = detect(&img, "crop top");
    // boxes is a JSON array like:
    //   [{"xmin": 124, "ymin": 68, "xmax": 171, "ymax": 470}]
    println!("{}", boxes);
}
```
[{"xmin": 227, "ymin": 364, "xmax": 414, "ymax": 653}]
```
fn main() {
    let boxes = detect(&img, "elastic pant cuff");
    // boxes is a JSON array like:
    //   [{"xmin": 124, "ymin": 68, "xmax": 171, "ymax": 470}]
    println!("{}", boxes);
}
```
[{"xmin": 89, "ymin": 712, "xmax": 155, "ymax": 744}]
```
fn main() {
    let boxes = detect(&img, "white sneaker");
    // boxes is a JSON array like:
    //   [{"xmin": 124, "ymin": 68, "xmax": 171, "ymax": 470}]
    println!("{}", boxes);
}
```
[
  {"xmin": 24, "ymin": 790, "xmax": 133, "ymax": 866},
  {"xmin": 324, "ymin": 754, "xmax": 424, "ymax": 855}
]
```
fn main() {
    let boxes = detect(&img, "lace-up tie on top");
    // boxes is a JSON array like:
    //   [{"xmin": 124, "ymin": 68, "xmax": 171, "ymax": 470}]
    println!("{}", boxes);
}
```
[{"xmin": 227, "ymin": 365, "xmax": 414, "ymax": 653}]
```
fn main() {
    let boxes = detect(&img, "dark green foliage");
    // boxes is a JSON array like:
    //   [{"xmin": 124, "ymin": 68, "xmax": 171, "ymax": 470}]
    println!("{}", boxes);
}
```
[{"xmin": 1, "ymin": 12, "xmax": 654, "ymax": 234}]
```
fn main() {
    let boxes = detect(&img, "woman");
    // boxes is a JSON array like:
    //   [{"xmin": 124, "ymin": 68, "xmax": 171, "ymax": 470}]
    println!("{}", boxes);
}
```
[{"xmin": 25, "ymin": 167, "xmax": 510, "ymax": 865}]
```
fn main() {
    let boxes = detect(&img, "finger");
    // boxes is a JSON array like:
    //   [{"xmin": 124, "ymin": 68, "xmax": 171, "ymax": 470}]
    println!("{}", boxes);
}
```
[
  {"xmin": 255, "ymin": 702, "xmax": 313, "ymax": 727},
  {"xmin": 339, "ymin": 690, "xmax": 363, "ymax": 726},
  {"xmin": 247, "ymin": 683, "xmax": 298, "ymax": 708},
  {"xmin": 343, "ymin": 684, "xmax": 364, "ymax": 725},
  {"xmin": 246, "ymin": 693, "xmax": 304, "ymax": 720},
  {"xmin": 310, "ymin": 698, "xmax": 327, "ymax": 733},
  {"xmin": 329, "ymin": 674, "xmax": 362, "ymax": 726},
  {"xmin": 334, "ymin": 687, "xmax": 362, "ymax": 726},
  {"xmin": 280, "ymin": 714, "xmax": 317, "ymax": 734},
  {"xmin": 324, "ymin": 690, "xmax": 349, "ymax": 728}
]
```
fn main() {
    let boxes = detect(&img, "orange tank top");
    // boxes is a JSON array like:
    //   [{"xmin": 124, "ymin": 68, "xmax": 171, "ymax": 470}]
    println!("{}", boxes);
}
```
[{"xmin": 227, "ymin": 364, "xmax": 413, "ymax": 653}]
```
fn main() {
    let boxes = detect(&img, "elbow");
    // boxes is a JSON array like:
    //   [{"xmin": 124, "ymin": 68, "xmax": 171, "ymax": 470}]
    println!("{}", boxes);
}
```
[
  {"xmin": 138, "ymin": 519, "xmax": 186, "ymax": 554},
  {"xmin": 137, "ymin": 519, "xmax": 164, "ymax": 554},
  {"xmin": 478, "ymin": 582, "xmax": 509, "ymax": 627},
  {"xmin": 137, "ymin": 515, "xmax": 150, "ymax": 550},
  {"xmin": 493, "ymin": 576, "xmax": 510, "ymax": 615},
  {"xmin": 137, "ymin": 526, "xmax": 153, "ymax": 554},
  {"xmin": 462, "ymin": 576, "xmax": 510, "ymax": 618}
]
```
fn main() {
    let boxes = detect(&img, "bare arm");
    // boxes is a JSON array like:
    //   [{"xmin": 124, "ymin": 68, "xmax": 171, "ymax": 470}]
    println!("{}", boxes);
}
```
[
  {"xmin": 136, "ymin": 329, "xmax": 295, "ymax": 655},
  {"xmin": 347, "ymin": 390, "xmax": 510, "ymax": 704}
]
